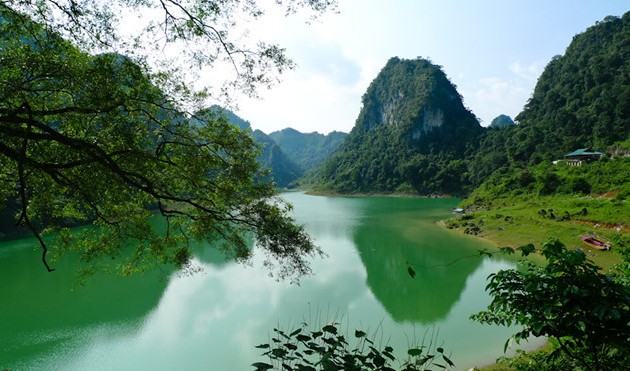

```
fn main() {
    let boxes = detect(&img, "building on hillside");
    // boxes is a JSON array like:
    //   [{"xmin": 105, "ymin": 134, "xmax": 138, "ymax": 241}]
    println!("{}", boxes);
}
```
[{"xmin": 562, "ymin": 148, "xmax": 604, "ymax": 166}]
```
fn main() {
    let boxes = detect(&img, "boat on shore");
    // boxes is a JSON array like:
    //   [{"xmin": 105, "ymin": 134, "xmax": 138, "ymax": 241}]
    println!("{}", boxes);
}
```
[{"xmin": 580, "ymin": 235, "xmax": 611, "ymax": 250}]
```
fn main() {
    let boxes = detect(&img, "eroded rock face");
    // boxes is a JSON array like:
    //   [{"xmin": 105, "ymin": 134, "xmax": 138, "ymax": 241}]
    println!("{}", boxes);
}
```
[
  {"xmin": 380, "ymin": 90, "xmax": 407, "ymax": 129},
  {"xmin": 411, "ymin": 108, "xmax": 444, "ymax": 140}
]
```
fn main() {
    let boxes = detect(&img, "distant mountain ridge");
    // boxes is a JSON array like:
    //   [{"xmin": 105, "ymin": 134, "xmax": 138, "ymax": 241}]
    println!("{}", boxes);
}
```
[
  {"xmin": 489, "ymin": 114, "xmax": 515, "ymax": 128},
  {"xmin": 250, "ymin": 129, "xmax": 303, "ymax": 188},
  {"xmin": 268, "ymin": 128, "xmax": 348, "ymax": 172},
  {"xmin": 206, "ymin": 107, "xmax": 348, "ymax": 188}
]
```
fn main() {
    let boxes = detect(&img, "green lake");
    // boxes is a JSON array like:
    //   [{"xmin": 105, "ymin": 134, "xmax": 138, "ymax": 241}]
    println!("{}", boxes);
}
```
[{"xmin": 1, "ymin": 192, "xmax": 532, "ymax": 370}]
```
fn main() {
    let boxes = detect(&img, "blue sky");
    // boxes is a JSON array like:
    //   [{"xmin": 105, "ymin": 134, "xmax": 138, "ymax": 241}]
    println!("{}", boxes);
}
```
[{"xmin": 229, "ymin": 0, "xmax": 628, "ymax": 134}]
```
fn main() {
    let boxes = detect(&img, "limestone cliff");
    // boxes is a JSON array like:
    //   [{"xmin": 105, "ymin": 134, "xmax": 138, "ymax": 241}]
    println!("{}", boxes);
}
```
[{"xmin": 314, "ymin": 57, "xmax": 482, "ymax": 195}]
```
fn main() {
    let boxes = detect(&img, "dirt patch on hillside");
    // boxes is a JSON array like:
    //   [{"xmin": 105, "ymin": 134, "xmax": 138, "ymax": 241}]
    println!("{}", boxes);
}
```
[{"xmin": 574, "ymin": 219, "xmax": 630, "ymax": 233}]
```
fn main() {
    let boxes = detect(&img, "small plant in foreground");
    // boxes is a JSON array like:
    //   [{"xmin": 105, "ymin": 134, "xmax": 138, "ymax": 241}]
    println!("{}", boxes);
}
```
[{"xmin": 253, "ymin": 323, "xmax": 454, "ymax": 370}]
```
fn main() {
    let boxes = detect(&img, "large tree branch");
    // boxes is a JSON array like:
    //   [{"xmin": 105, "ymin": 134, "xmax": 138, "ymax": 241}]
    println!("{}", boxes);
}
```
[
  {"xmin": 14, "ymin": 103, "xmax": 55, "ymax": 271},
  {"xmin": 0, "ymin": 113, "xmax": 254, "ymax": 228},
  {"xmin": 158, "ymin": 0, "xmax": 241, "ymax": 73}
]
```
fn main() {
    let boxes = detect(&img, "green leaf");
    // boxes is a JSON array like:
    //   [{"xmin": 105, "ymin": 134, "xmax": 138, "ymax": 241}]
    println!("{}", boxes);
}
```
[
  {"xmin": 576, "ymin": 321, "xmax": 586, "ymax": 332},
  {"xmin": 251, "ymin": 362, "xmax": 273, "ymax": 370},
  {"xmin": 519, "ymin": 243, "xmax": 535, "ymax": 256},
  {"xmin": 407, "ymin": 348, "xmax": 422, "ymax": 356},
  {"xmin": 297, "ymin": 334, "xmax": 311, "ymax": 342},
  {"xmin": 286, "ymin": 343, "xmax": 298, "ymax": 350},
  {"xmin": 354, "ymin": 330, "xmax": 366, "ymax": 338},
  {"xmin": 322, "ymin": 325, "xmax": 337, "ymax": 334},
  {"xmin": 442, "ymin": 354, "xmax": 455, "ymax": 367},
  {"xmin": 271, "ymin": 348, "xmax": 288, "ymax": 357},
  {"xmin": 407, "ymin": 266, "xmax": 416, "ymax": 278}
]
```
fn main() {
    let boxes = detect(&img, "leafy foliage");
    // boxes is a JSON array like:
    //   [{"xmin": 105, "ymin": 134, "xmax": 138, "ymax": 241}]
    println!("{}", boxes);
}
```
[
  {"xmin": 4, "ymin": 0, "xmax": 337, "ymax": 98},
  {"xmin": 515, "ymin": 14, "xmax": 630, "ymax": 156},
  {"xmin": 253, "ymin": 324, "xmax": 454, "ymax": 371},
  {"xmin": 472, "ymin": 238, "xmax": 630, "ymax": 370},
  {"xmin": 0, "ymin": 6, "xmax": 320, "ymax": 280},
  {"xmin": 199, "ymin": 107, "xmax": 303, "ymax": 188}
]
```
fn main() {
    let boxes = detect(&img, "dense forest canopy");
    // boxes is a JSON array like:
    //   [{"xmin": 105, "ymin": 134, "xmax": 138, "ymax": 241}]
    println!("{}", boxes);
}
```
[
  {"xmin": 515, "ymin": 13, "xmax": 630, "ymax": 158},
  {"xmin": 466, "ymin": 12, "xmax": 630, "ymax": 193}
]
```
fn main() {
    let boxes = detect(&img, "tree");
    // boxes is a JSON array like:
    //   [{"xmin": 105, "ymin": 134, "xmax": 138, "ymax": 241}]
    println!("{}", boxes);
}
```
[
  {"xmin": 3, "ymin": 0, "xmax": 337, "ymax": 97},
  {"xmin": 472, "ymin": 239, "xmax": 630, "ymax": 370},
  {"xmin": 0, "ymin": 1, "xmax": 336, "ymax": 280}
]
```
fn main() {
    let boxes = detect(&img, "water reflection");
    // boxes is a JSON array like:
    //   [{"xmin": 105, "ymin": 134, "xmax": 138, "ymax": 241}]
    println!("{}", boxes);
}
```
[{"xmin": 351, "ymin": 197, "xmax": 481, "ymax": 323}]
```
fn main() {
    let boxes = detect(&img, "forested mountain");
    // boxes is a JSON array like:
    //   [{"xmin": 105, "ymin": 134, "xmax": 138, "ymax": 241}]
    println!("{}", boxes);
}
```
[
  {"xmin": 314, "ymin": 57, "xmax": 483, "ymax": 195},
  {"xmin": 310, "ymin": 13, "xmax": 630, "ymax": 197},
  {"xmin": 489, "ymin": 114, "xmax": 515, "ymax": 128},
  {"xmin": 268, "ymin": 128, "xmax": 348, "ymax": 172},
  {"xmin": 468, "ymin": 12, "xmax": 630, "ymax": 186},
  {"xmin": 203, "ymin": 107, "xmax": 303, "ymax": 188},
  {"xmin": 515, "ymin": 13, "xmax": 629, "ymax": 158}
]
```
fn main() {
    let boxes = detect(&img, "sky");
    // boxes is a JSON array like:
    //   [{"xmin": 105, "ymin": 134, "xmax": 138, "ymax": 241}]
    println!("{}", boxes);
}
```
[{"xmin": 214, "ymin": 0, "xmax": 628, "ymax": 134}]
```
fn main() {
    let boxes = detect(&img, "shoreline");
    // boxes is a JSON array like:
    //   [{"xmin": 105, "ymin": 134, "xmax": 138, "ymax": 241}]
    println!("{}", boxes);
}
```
[{"xmin": 302, "ymin": 189, "xmax": 457, "ymax": 199}]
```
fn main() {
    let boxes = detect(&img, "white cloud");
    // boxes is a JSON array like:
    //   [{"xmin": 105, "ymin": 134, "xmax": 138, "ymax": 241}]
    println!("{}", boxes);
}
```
[
  {"xmin": 509, "ymin": 61, "xmax": 543, "ymax": 81},
  {"xmin": 466, "ymin": 60, "xmax": 544, "ymax": 126},
  {"xmin": 235, "ymin": 71, "xmax": 363, "ymax": 134},
  {"xmin": 292, "ymin": 40, "xmax": 362, "ymax": 86}
]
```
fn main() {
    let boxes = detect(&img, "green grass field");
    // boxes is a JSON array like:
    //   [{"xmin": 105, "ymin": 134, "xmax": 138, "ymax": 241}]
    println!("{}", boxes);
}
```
[{"xmin": 445, "ymin": 194, "xmax": 628, "ymax": 270}]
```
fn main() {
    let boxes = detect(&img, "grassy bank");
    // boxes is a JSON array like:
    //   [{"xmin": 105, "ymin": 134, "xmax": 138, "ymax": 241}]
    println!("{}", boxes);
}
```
[
  {"xmin": 444, "ymin": 194, "xmax": 628, "ymax": 271},
  {"xmin": 444, "ymin": 194, "xmax": 629, "ymax": 370}
]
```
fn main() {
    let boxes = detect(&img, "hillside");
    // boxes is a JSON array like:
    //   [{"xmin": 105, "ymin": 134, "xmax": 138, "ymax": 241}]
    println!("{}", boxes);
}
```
[
  {"xmin": 452, "ymin": 13, "xmax": 630, "ymax": 270},
  {"xmin": 268, "ymin": 128, "xmax": 347, "ymax": 172},
  {"xmin": 250, "ymin": 129, "xmax": 303, "ymax": 188},
  {"xmin": 515, "ymin": 13, "xmax": 630, "ymax": 158},
  {"xmin": 468, "ymin": 12, "xmax": 630, "ymax": 185},
  {"xmin": 313, "ymin": 57, "xmax": 482, "ymax": 195}
]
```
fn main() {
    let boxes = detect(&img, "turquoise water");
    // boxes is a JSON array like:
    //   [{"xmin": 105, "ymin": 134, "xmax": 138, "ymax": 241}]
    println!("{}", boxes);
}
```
[{"xmin": 1, "ymin": 193, "xmax": 530, "ymax": 370}]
